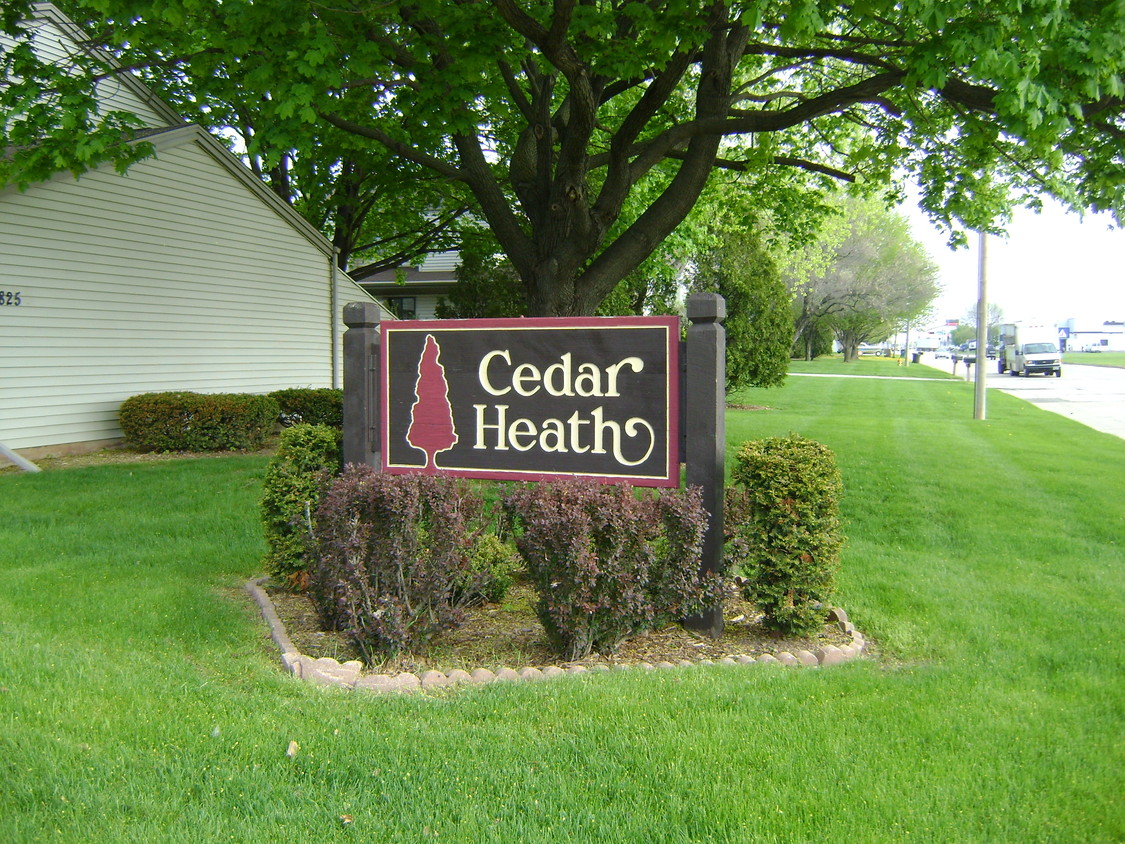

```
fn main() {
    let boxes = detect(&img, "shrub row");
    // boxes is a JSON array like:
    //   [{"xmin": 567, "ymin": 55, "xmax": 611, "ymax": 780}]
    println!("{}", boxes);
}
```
[
  {"xmin": 269, "ymin": 388, "xmax": 343, "ymax": 429},
  {"xmin": 119, "ymin": 391, "xmax": 278, "ymax": 452},
  {"xmin": 282, "ymin": 428, "xmax": 844, "ymax": 658}
]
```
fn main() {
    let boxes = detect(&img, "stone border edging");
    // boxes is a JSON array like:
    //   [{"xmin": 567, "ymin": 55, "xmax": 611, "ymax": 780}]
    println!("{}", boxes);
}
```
[{"xmin": 245, "ymin": 577, "xmax": 868, "ymax": 694}]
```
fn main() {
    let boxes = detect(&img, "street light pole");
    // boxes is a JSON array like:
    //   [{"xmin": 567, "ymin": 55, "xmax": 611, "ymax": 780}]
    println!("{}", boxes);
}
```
[{"xmin": 974, "ymin": 231, "xmax": 988, "ymax": 420}]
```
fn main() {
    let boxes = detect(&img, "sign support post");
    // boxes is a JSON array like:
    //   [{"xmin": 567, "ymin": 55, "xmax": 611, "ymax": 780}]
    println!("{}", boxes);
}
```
[
  {"xmin": 682, "ymin": 293, "xmax": 726, "ymax": 638},
  {"xmin": 342, "ymin": 301, "xmax": 382, "ymax": 468}
]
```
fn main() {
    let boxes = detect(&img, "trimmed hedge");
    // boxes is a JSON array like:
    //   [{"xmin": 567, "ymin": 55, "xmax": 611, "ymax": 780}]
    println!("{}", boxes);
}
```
[
  {"xmin": 260, "ymin": 424, "xmax": 342, "ymax": 585},
  {"xmin": 118, "ymin": 391, "xmax": 278, "ymax": 452},
  {"xmin": 726, "ymin": 434, "xmax": 844, "ymax": 635},
  {"xmin": 269, "ymin": 388, "xmax": 343, "ymax": 429},
  {"xmin": 504, "ymin": 480, "xmax": 726, "ymax": 661},
  {"xmin": 310, "ymin": 467, "xmax": 490, "ymax": 659}
]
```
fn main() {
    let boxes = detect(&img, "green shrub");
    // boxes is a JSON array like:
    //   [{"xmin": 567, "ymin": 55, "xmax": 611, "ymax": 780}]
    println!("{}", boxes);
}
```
[
  {"xmin": 118, "ymin": 391, "xmax": 279, "ymax": 452},
  {"xmin": 311, "ymin": 467, "xmax": 488, "ymax": 659},
  {"xmin": 727, "ymin": 434, "xmax": 844, "ymax": 634},
  {"xmin": 259, "ymin": 424, "xmax": 342, "ymax": 584},
  {"xmin": 504, "ymin": 480, "xmax": 725, "ymax": 661},
  {"xmin": 458, "ymin": 533, "xmax": 522, "ymax": 605},
  {"xmin": 269, "ymin": 388, "xmax": 343, "ymax": 429}
]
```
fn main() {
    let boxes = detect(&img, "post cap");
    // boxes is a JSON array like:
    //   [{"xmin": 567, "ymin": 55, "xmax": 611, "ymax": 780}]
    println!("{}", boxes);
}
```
[
  {"xmin": 343, "ymin": 301, "xmax": 384, "ymax": 328},
  {"xmin": 686, "ymin": 293, "xmax": 726, "ymax": 322}
]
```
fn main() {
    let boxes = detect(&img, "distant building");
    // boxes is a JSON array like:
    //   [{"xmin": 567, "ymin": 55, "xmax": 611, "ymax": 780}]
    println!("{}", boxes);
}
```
[
  {"xmin": 356, "ymin": 251, "xmax": 460, "ymax": 320},
  {"xmin": 1062, "ymin": 318, "xmax": 1125, "ymax": 352}
]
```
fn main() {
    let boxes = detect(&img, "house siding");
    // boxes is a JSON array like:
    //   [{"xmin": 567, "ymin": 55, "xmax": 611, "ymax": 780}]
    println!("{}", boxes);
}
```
[
  {"xmin": 0, "ymin": 137, "xmax": 378, "ymax": 452},
  {"xmin": 1, "ymin": 14, "xmax": 175, "ymax": 128}
]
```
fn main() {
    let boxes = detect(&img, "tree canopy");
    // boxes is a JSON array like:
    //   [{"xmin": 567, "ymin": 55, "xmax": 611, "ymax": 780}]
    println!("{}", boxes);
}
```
[
  {"xmin": 3, "ymin": 1, "xmax": 1123, "ymax": 315},
  {"xmin": 786, "ymin": 194, "xmax": 939, "ymax": 360}
]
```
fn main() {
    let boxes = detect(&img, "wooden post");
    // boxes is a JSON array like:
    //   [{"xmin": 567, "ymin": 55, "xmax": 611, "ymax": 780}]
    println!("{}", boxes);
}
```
[
  {"xmin": 682, "ymin": 293, "xmax": 726, "ymax": 638},
  {"xmin": 342, "ymin": 302, "xmax": 382, "ymax": 468}
]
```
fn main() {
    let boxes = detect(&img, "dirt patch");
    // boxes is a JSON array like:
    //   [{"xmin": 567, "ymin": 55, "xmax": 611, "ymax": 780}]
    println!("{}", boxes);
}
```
[
  {"xmin": 1, "ymin": 443, "xmax": 277, "ymax": 474},
  {"xmin": 726, "ymin": 404, "xmax": 772, "ymax": 412},
  {"xmin": 265, "ymin": 579, "xmax": 853, "ymax": 675}
]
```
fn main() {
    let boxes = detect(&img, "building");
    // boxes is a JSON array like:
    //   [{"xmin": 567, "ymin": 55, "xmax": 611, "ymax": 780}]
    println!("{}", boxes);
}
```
[{"xmin": 1, "ymin": 5, "xmax": 388, "ymax": 460}]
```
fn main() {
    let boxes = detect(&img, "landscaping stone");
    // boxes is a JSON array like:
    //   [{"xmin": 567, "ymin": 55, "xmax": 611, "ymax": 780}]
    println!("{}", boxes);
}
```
[
  {"xmin": 815, "ymin": 645, "xmax": 846, "ymax": 666},
  {"xmin": 757, "ymin": 654, "xmax": 781, "ymax": 664},
  {"xmin": 654, "ymin": 661, "xmax": 677, "ymax": 670},
  {"xmin": 718, "ymin": 657, "xmax": 738, "ymax": 666},
  {"xmin": 446, "ymin": 669, "xmax": 473, "ymax": 685},
  {"xmin": 421, "ymin": 670, "xmax": 450, "ymax": 689},
  {"xmin": 793, "ymin": 650, "xmax": 819, "ymax": 666},
  {"xmin": 518, "ymin": 667, "xmax": 544, "ymax": 681},
  {"xmin": 566, "ymin": 665, "xmax": 588, "ymax": 675},
  {"xmin": 282, "ymin": 652, "xmax": 303, "ymax": 677},
  {"xmin": 776, "ymin": 652, "xmax": 799, "ymax": 666},
  {"xmin": 827, "ymin": 607, "xmax": 849, "ymax": 626},
  {"xmin": 393, "ymin": 673, "xmax": 421, "ymax": 691},
  {"xmin": 470, "ymin": 668, "xmax": 496, "ymax": 684},
  {"xmin": 356, "ymin": 674, "xmax": 396, "ymax": 692},
  {"xmin": 734, "ymin": 654, "xmax": 755, "ymax": 665},
  {"xmin": 495, "ymin": 668, "xmax": 520, "ymax": 682},
  {"xmin": 542, "ymin": 666, "xmax": 565, "ymax": 678}
]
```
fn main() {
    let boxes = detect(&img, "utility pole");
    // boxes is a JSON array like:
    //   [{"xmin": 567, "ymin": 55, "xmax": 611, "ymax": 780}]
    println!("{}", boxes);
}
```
[{"xmin": 974, "ymin": 231, "xmax": 988, "ymax": 420}]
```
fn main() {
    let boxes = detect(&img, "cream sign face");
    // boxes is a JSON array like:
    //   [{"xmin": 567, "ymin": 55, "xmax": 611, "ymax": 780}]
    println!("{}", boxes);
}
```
[{"xmin": 380, "ymin": 316, "xmax": 680, "ymax": 486}]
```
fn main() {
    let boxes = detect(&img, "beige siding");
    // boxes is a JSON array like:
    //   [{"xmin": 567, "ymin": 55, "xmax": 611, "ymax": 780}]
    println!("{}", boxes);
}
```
[
  {"xmin": 2, "ymin": 14, "xmax": 174, "ymax": 128},
  {"xmin": 0, "ymin": 139, "xmax": 365, "ymax": 451}
]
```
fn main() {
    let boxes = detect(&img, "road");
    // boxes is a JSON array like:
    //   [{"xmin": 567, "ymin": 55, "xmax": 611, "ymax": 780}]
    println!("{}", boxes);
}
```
[{"xmin": 926, "ymin": 355, "xmax": 1125, "ymax": 439}]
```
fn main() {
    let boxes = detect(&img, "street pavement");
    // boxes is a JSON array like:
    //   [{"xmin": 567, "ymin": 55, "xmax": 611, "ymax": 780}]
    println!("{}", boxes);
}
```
[{"xmin": 922, "ymin": 353, "xmax": 1125, "ymax": 440}]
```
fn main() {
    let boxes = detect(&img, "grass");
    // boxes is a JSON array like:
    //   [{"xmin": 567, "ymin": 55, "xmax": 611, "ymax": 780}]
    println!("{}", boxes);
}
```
[
  {"xmin": 1064, "ymin": 350, "xmax": 1125, "ymax": 368},
  {"xmin": 789, "ymin": 354, "xmax": 956, "ymax": 378},
  {"xmin": 2, "ymin": 377, "xmax": 1123, "ymax": 842}
]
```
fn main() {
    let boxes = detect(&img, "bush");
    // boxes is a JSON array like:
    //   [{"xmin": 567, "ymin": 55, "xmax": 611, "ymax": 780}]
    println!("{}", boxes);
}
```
[
  {"xmin": 727, "ymin": 434, "xmax": 844, "ymax": 635},
  {"xmin": 269, "ymin": 388, "xmax": 343, "ymax": 429},
  {"xmin": 310, "ymin": 467, "xmax": 487, "ymax": 659},
  {"xmin": 259, "ymin": 424, "xmax": 342, "ymax": 585},
  {"xmin": 457, "ymin": 533, "xmax": 522, "ymax": 605},
  {"xmin": 118, "ymin": 391, "xmax": 278, "ymax": 452},
  {"xmin": 504, "ymin": 480, "xmax": 725, "ymax": 661}
]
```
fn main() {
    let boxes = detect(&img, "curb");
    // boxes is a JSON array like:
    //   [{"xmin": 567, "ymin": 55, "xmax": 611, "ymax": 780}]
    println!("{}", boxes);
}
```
[{"xmin": 245, "ymin": 578, "xmax": 869, "ymax": 695}]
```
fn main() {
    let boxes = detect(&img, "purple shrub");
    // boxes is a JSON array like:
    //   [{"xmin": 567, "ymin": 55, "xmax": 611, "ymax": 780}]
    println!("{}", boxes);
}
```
[
  {"xmin": 310, "ymin": 465, "xmax": 486, "ymax": 659},
  {"xmin": 504, "ymin": 480, "xmax": 725, "ymax": 660}
]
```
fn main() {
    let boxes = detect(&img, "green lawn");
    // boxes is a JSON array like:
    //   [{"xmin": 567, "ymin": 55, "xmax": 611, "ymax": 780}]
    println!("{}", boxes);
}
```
[
  {"xmin": 2, "ymin": 376, "xmax": 1122, "ymax": 842},
  {"xmin": 789, "ymin": 355, "xmax": 956, "ymax": 378},
  {"xmin": 1064, "ymin": 350, "xmax": 1125, "ymax": 368}
]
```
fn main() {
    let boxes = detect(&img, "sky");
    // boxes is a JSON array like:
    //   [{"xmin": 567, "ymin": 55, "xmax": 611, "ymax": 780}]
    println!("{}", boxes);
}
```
[{"xmin": 900, "ymin": 193, "xmax": 1125, "ymax": 330}]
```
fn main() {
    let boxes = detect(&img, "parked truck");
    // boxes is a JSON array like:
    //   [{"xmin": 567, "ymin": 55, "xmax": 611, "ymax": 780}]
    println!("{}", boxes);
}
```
[{"xmin": 997, "ymin": 323, "xmax": 1063, "ymax": 377}]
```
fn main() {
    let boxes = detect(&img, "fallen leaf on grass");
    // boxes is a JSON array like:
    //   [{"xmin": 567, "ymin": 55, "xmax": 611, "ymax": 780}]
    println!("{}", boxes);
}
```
[{"xmin": 286, "ymin": 740, "xmax": 300, "ymax": 758}]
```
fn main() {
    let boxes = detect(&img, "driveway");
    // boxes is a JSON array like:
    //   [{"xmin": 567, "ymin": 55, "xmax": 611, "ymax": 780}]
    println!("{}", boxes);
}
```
[{"xmin": 927, "ymin": 355, "xmax": 1125, "ymax": 439}]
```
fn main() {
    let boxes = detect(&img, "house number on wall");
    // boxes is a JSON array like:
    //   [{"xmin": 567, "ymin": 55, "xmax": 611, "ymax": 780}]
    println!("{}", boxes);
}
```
[{"xmin": 1, "ymin": 291, "xmax": 22, "ymax": 306}]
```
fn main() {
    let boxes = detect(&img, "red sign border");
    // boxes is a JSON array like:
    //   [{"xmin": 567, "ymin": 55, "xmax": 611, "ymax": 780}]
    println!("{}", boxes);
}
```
[{"xmin": 380, "ymin": 315, "xmax": 681, "ymax": 487}]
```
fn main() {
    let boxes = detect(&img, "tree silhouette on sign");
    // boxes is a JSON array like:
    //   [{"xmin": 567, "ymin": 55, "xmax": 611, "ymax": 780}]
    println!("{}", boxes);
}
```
[{"xmin": 406, "ymin": 334, "xmax": 459, "ymax": 470}]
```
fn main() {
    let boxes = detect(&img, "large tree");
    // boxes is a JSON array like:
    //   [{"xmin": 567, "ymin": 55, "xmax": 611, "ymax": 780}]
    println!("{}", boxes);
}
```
[
  {"xmin": 786, "ymin": 195, "xmax": 939, "ymax": 360},
  {"xmin": 4, "ymin": 1, "xmax": 1123, "ymax": 315}
]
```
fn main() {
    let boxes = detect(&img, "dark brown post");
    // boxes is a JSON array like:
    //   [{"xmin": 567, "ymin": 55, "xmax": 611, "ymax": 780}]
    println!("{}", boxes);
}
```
[
  {"xmin": 682, "ymin": 293, "xmax": 726, "ymax": 638},
  {"xmin": 342, "ymin": 302, "xmax": 382, "ymax": 468}
]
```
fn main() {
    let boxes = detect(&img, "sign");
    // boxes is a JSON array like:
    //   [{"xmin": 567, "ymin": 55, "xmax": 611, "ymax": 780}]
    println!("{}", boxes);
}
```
[{"xmin": 380, "ymin": 316, "xmax": 679, "ymax": 486}]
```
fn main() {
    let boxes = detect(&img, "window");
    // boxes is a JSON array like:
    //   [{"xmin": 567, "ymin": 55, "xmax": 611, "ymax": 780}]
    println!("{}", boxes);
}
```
[{"xmin": 386, "ymin": 297, "xmax": 417, "ymax": 320}]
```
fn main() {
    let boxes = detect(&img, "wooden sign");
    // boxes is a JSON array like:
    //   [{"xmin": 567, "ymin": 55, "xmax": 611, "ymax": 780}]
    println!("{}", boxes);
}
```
[{"xmin": 380, "ymin": 317, "xmax": 680, "ymax": 486}]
